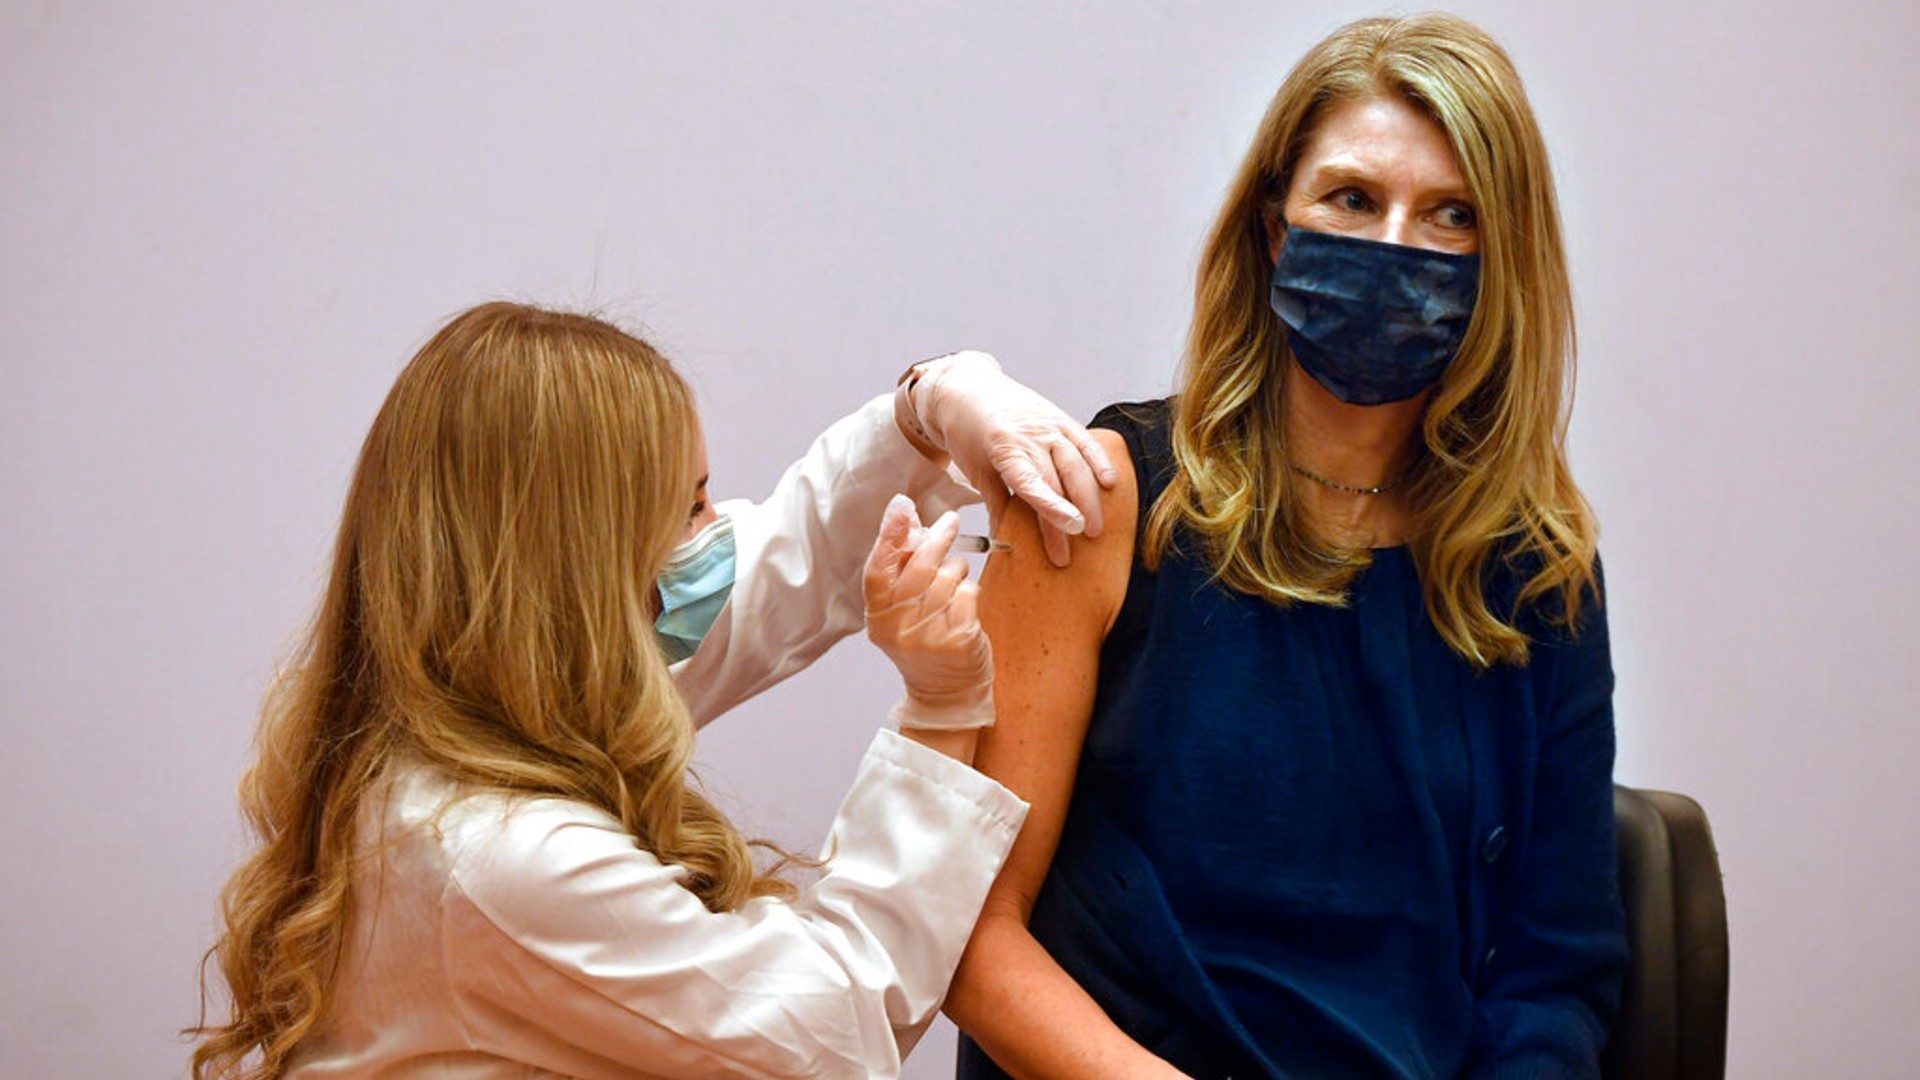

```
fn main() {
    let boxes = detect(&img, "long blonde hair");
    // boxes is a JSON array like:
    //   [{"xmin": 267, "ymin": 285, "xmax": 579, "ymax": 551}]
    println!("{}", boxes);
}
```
[
  {"xmin": 1146, "ymin": 12, "xmax": 1597, "ymax": 666},
  {"xmin": 191, "ymin": 303, "xmax": 787, "ymax": 1079}
]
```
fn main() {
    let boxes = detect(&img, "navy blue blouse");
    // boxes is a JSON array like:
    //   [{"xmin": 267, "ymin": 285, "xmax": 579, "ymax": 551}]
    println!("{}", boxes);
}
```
[{"xmin": 959, "ymin": 400, "xmax": 1624, "ymax": 1080}]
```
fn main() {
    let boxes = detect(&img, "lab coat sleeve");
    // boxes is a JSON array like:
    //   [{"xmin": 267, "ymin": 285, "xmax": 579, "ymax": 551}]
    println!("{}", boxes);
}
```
[
  {"xmin": 442, "ymin": 729, "xmax": 1028, "ymax": 1080},
  {"xmin": 674, "ymin": 393, "xmax": 979, "ymax": 727}
]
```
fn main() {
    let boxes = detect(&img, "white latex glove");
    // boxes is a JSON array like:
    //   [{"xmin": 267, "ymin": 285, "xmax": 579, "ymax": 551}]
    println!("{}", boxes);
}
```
[
  {"xmin": 863, "ymin": 495, "xmax": 995, "ymax": 731},
  {"xmin": 900, "ymin": 351, "xmax": 1119, "ymax": 568}
]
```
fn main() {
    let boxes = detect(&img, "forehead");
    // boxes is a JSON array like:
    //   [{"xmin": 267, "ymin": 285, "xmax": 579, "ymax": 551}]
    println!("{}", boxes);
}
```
[
  {"xmin": 690, "ymin": 415, "xmax": 709, "ymax": 479},
  {"xmin": 1290, "ymin": 93, "xmax": 1467, "ymax": 194}
]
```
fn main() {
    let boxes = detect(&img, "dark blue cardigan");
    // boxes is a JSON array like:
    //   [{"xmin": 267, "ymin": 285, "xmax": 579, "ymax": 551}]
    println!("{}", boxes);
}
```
[{"xmin": 960, "ymin": 400, "xmax": 1624, "ymax": 1080}]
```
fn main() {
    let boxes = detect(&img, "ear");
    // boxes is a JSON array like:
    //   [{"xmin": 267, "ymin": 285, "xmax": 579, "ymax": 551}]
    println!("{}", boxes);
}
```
[{"xmin": 1258, "ymin": 200, "xmax": 1287, "ymax": 265}]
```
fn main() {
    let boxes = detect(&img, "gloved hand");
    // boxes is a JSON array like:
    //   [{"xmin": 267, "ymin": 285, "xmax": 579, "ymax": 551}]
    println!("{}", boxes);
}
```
[
  {"xmin": 897, "ymin": 351, "xmax": 1118, "ymax": 568},
  {"xmin": 863, "ymin": 494, "xmax": 995, "ymax": 732}
]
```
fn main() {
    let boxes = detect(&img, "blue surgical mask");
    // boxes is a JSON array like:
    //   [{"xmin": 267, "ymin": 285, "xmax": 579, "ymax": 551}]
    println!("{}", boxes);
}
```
[
  {"xmin": 1268, "ymin": 224, "xmax": 1480, "ymax": 405},
  {"xmin": 654, "ymin": 514, "xmax": 736, "ymax": 663}
]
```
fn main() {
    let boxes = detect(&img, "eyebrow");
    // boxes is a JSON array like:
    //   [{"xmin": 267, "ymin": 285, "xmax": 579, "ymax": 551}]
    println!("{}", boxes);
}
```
[
  {"xmin": 1300, "ymin": 162, "xmax": 1473, "ymax": 201},
  {"xmin": 1300, "ymin": 163, "xmax": 1379, "ymax": 188}
]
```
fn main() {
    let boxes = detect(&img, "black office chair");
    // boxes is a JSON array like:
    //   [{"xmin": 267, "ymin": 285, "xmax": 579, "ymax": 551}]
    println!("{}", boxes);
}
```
[{"xmin": 1603, "ymin": 786, "xmax": 1730, "ymax": 1080}]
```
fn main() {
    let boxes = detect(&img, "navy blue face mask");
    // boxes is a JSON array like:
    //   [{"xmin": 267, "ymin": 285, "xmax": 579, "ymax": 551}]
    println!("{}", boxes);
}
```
[{"xmin": 1267, "ymin": 224, "xmax": 1480, "ymax": 406}]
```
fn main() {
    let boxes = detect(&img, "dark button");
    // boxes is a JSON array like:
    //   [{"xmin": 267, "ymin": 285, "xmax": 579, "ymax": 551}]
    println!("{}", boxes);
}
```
[{"xmin": 1481, "ymin": 825, "xmax": 1508, "ymax": 864}]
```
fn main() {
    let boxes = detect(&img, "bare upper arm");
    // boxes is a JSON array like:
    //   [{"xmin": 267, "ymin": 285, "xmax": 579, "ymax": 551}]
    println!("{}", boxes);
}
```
[{"xmin": 973, "ymin": 427, "xmax": 1135, "ymax": 920}]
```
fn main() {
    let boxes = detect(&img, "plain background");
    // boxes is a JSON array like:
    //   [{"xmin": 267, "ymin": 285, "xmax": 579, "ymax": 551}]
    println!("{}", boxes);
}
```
[{"xmin": 4, "ymin": 2, "xmax": 1916, "ymax": 1076}]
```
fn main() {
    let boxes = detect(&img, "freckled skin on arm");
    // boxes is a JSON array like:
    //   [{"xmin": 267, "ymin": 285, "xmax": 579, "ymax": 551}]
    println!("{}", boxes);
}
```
[{"xmin": 944, "ymin": 429, "xmax": 1190, "ymax": 1080}]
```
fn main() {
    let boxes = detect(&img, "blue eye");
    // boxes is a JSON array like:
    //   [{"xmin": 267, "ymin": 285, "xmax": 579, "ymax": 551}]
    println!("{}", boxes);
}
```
[{"xmin": 1337, "ymin": 189, "xmax": 1371, "ymax": 212}]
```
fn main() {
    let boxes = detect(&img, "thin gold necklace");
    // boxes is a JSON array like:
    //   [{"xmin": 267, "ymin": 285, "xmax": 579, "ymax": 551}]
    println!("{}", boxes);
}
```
[{"xmin": 1288, "ymin": 461, "xmax": 1407, "ymax": 497}]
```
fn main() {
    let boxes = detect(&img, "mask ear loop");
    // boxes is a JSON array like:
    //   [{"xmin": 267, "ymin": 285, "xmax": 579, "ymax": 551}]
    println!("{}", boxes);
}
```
[
  {"xmin": 1257, "ymin": 176, "xmax": 1292, "ymax": 254},
  {"xmin": 1261, "ymin": 189, "xmax": 1306, "ymax": 320},
  {"xmin": 1267, "ymin": 220, "xmax": 1310, "ymax": 326}
]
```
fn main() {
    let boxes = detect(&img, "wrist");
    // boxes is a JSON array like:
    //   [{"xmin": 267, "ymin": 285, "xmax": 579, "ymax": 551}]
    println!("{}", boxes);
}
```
[
  {"xmin": 889, "ymin": 685, "xmax": 995, "ymax": 731},
  {"xmin": 896, "ymin": 725, "xmax": 979, "ymax": 765},
  {"xmin": 893, "ymin": 366, "xmax": 945, "ymax": 459},
  {"xmin": 893, "ymin": 350, "xmax": 1000, "ymax": 457}
]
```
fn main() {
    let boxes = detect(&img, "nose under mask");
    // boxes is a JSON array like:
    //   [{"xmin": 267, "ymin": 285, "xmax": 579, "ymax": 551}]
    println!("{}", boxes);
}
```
[
  {"xmin": 654, "ymin": 514, "xmax": 736, "ymax": 664},
  {"xmin": 1267, "ymin": 224, "xmax": 1481, "ymax": 406}
]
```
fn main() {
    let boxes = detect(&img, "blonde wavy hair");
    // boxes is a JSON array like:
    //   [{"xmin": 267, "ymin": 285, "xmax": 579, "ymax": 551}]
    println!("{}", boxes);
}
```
[
  {"xmin": 1146, "ymin": 12, "xmax": 1598, "ymax": 666},
  {"xmin": 190, "ymin": 303, "xmax": 791, "ymax": 1079}
]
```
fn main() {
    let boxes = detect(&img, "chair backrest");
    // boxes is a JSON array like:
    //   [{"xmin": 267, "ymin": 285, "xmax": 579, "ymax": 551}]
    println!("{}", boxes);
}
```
[{"xmin": 1603, "ymin": 786, "xmax": 1730, "ymax": 1080}]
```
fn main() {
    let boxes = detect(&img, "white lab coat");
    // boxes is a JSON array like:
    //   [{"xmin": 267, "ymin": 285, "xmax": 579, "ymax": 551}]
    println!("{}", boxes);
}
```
[
  {"xmin": 287, "ymin": 396, "xmax": 1022, "ymax": 1079},
  {"xmin": 674, "ymin": 393, "xmax": 979, "ymax": 726}
]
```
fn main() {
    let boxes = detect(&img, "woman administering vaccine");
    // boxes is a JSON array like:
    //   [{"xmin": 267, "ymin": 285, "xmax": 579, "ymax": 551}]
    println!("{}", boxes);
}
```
[
  {"xmin": 191, "ymin": 304, "xmax": 1084, "ymax": 1079},
  {"xmin": 665, "ymin": 347, "xmax": 1117, "ymax": 726}
]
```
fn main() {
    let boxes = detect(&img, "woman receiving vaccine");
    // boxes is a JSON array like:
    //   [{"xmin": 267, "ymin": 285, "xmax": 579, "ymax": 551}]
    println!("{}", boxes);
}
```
[{"xmin": 951, "ymin": 14, "xmax": 1625, "ymax": 1079}]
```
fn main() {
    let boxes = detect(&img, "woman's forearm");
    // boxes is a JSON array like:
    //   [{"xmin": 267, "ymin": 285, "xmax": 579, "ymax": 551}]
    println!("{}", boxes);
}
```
[{"xmin": 947, "ymin": 913, "xmax": 1189, "ymax": 1080}]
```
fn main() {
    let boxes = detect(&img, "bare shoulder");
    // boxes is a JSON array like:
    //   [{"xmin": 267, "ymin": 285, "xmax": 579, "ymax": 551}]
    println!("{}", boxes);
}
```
[
  {"xmin": 972, "ymin": 428, "xmax": 1133, "ymax": 795},
  {"xmin": 981, "ymin": 427, "xmax": 1136, "ymax": 637},
  {"xmin": 961, "ymin": 427, "xmax": 1136, "ymax": 912}
]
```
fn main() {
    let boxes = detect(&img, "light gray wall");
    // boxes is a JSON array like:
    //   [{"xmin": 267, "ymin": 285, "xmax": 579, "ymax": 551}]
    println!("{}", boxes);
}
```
[{"xmin": 4, "ymin": 2, "xmax": 1915, "ymax": 1076}]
